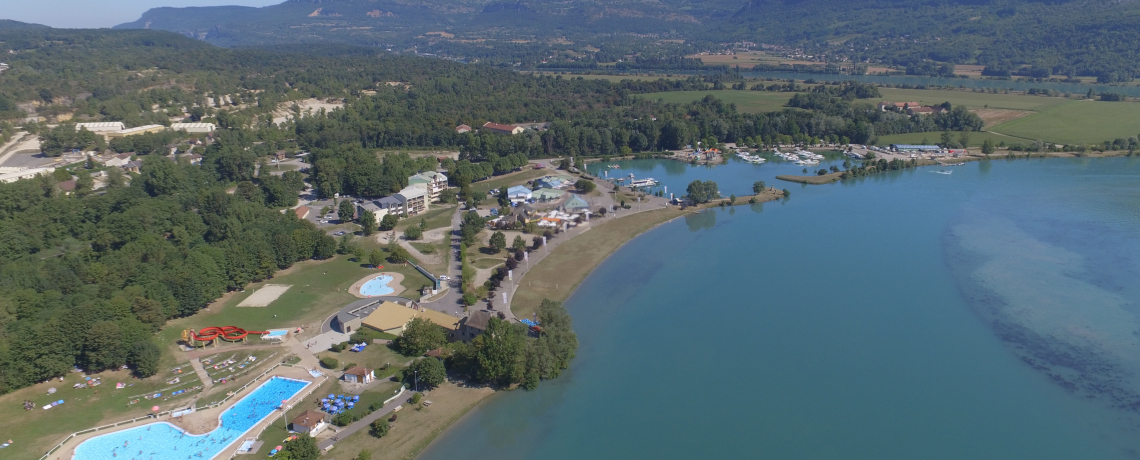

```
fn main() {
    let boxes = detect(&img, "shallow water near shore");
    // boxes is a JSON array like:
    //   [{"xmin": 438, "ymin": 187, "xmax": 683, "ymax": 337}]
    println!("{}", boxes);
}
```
[{"xmin": 422, "ymin": 157, "xmax": 1140, "ymax": 459}]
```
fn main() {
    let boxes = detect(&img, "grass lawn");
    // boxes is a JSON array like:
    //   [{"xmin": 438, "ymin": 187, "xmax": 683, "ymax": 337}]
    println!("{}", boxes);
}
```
[
  {"xmin": 316, "ymin": 343, "xmax": 413, "ymax": 380},
  {"xmin": 410, "ymin": 242, "xmax": 438, "ymax": 254},
  {"xmin": 989, "ymin": 100, "xmax": 1140, "ymax": 145},
  {"xmin": 876, "ymin": 130, "xmax": 1023, "ymax": 147},
  {"xmin": 470, "ymin": 168, "xmax": 549, "ymax": 196},
  {"xmin": 159, "ymin": 255, "xmax": 435, "ymax": 354},
  {"xmin": 512, "ymin": 207, "xmax": 686, "ymax": 319},
  {"xmin": 0, "ymin": 367, "xmax": 207, "ymax": 460},
  {"xmin": 471, "ymin": 257, "xmax": 504, "ymax": 269},
  {"xmin": 395, "ymin": 204, "xmax": 455, "ymax": 232},
  {"xmin": 636, "ymin": 90, "xmax": 798, "ymax": 113},
  {"xmin": 320, "ymin": 382, "xmax": 494, "ymax": 460}
]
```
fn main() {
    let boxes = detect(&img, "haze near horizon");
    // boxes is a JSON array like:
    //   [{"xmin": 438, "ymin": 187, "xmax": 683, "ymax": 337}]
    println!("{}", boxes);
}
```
[{"xmin": 4, "ymin": 0, "xmax": 280, "ymax": 29}]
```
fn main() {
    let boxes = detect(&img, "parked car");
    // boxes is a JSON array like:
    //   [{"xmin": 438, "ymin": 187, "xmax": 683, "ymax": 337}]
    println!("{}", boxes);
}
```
[{"xmin": 439, "ymin": 275, "xmax": 450, "ymax": 281}]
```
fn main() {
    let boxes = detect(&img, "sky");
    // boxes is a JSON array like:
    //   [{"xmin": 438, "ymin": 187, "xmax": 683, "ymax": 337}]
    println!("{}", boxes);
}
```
[{"xmin": 4, "ymin": 0, "xmax": 282, "ymax": 29}]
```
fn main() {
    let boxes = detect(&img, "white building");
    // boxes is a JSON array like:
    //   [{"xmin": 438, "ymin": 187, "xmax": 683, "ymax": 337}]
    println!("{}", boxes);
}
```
[
  {"xmin": 408, "ymin": 171, "xmax": 448, "ymax": 202},
  {"xmin": 170, "ymin": 122, "xmax": 217, "ymax": 133},
  {"xmin": 0, "ymin": 166, "xmax": 55, "ymax": 183},
  {"xmin": 75, "ymin": 122, "xmax": 125, "ymax": 133}
]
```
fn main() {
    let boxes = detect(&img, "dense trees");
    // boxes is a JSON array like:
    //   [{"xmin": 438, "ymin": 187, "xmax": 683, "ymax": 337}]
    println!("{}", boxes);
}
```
[
  {"xmin": 403, "ymin": 358, "xmax": 446, "ymax": 390},
  {"xmin": 395, "ymin": 318, "xmax": 446, "ymax": 356},
  {"xmin": 686, "ymin": 180, "xmax": 720, "ymax": 204},
  {"xmin": 0, "ymin": 138, "xmax": 340, "ymax": 393},
  {"xmin": 448, "ymin": 299, "xmax": 578, "ymax": 390}
]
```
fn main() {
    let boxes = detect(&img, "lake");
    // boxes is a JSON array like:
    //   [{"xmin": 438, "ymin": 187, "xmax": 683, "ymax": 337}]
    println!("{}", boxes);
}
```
[{"xmin": 421, "ymin": 156, "xmax": 1140, "ymax": 459}]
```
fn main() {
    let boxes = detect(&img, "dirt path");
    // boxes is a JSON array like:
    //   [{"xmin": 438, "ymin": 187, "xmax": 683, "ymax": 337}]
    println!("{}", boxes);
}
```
[{"xmin": 188, "ymin": 359, "xmax": 214, "ymax": 396}]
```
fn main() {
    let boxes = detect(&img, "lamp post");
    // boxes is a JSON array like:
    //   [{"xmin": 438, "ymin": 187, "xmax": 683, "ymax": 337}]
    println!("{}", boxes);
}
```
[{"xmin": 414, "ymin": 370, "xmax": 419, "ymax": 393}]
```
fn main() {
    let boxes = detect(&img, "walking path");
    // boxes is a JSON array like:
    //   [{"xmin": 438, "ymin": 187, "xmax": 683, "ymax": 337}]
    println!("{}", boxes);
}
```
[{"xmin": 187, "ymin": 358, "xmax": 214, "ymax": 395}]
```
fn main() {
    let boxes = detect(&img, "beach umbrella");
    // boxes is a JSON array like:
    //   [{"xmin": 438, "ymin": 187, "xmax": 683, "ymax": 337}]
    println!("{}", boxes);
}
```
[
  {"xmin": 276, "ymin": 445, "xmax": 283, "ymax": 450},
  {"xmin": 328, "ymin": 394, "xmax": 335, "ymax": 398},
  {"xmin": 151, "ymin": 406, "xmax": 160, "ymax": 412}
]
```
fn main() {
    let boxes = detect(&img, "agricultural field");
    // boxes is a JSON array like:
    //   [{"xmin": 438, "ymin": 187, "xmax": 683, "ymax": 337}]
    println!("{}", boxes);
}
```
[
  {"xmin": 989, "ymin": 100, "xmax": 1140, "ymax": 145},
  {"xmin": 636, "ymin": 90, "xmax": 800, "ymax": 113},
  {"xmin": 877, "ymin": 88, "xmax": 1069, "ymax": 112}
]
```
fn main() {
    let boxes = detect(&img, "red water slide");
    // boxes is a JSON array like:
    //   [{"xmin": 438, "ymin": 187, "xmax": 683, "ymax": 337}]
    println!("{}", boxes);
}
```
[{"xmin": 189, "ymin": 326, "xmax": 269, "ymax": 342}]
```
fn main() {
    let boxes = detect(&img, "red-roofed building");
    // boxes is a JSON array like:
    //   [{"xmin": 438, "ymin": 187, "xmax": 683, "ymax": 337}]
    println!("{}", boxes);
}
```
[
  {"xmin": 482, "ymin": 122, "xmax": 524, "ymax": 135},
  {"xmin": 294, "ymin": 206, "xmax": 310, "ymax": 219},
  {"xmin": 455, "ymin": 124, "xmax": 472, "ymax": 134}
]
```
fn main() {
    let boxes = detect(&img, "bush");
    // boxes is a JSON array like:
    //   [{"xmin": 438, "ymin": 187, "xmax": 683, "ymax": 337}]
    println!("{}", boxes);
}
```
[
  {"xmin": 330, "ymin": 342, "xmax": 349, "ymax": 352},
  {"xmin": 319, "ymin": 357, "xmax": 339, "ymax": 369},
  {"xmin": 403, "ymin": 357, "xmax": 447, "ymax": 389},
  {"xmin": 370, "ymin": 418, "xmax": 390, "ymax": 438},
  {"xmin": 411, "ymin": 392, "xmax": 423, "ymax": 404},
  {"xmin": 404, "ymin": 225, "xmax": 422, "ymax": 240},
  {"xmin": 574, "ymin": 178, "xmax": 596, "ymax": 193}
]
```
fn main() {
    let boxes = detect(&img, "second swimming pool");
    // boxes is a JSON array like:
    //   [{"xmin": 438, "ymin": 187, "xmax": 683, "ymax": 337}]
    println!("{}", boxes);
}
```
[
  {"xmin": 72, "ymin": 376, "xmax": 310, "ymax": 460},
  {"xmin": 360, "ymin": 275, "xmax": 395, "ymax": 296}
]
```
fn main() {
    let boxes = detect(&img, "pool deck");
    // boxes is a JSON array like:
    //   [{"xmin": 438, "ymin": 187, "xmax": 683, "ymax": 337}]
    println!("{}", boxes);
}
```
[
  {"xmin": 348, "ymin": 272, "xmax": 405, "ymax": 299},
  {"xmin": 61, "ymin": 366, "xmax": 320, "ymax": 460}
]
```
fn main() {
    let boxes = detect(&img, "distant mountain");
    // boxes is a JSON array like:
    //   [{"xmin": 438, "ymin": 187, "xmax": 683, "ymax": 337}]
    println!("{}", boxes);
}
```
[
  {"xmin": 0, "ymin": 19, "xmax": 49, "ymax": 31},
  {"xmin": 115, "ymin": 0, "xmax": 743, "ymax": 46},
  {"xmin": 114, "ymin": 0, "xmax": 1140, "ymax": 80}
]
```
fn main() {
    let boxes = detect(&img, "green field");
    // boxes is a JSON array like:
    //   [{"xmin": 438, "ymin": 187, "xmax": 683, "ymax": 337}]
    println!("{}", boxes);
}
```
[
  {"xmin": 990, "ymin": 100, "xmax": 1140, "ymax": 145},
  {"xmin": 637, "ymin": 90, "xmax": 799, "ymax": 113},
  {"xmin": 877, "ymin": 88, "xmax": 1069, "ymax": 111}
]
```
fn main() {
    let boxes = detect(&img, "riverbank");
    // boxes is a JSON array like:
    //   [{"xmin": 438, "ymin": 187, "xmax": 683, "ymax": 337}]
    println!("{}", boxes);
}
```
[{"xmin": 510, "ymin": 189, "xmax": 785, "ymax": 319}]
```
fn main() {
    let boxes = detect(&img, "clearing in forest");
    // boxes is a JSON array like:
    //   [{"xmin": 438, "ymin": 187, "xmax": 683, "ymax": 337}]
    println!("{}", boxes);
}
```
[{"xmin": 237, "ymin": 284, "xmax": 292, "ymax": 307}]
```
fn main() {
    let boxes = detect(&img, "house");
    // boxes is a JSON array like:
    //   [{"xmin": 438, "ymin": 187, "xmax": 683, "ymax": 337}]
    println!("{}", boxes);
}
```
[
  {"xmin": 879, "ymin": 101, "xmax": 921, "ymax": 112},
  {"xmin": 360, "ymin": 301, "xmax": 461, "ymax": 335},
  {"xmin": 104, "ymin": 153, "xmax": 133, "ymax": 168},
  {"xmin": 532, "ymin": 188, "xmax": 564, "ymax": 202},
  {"xmin": 342, "ymin": 366, "xmax": 375, "ymax": 384},
  {"xmin": 182, "ymin": 153, "xmax": 203, "ymax": 165},
  {"xmin": 506, "ymin": 185, "xmax": 532, "ymax": 202},
  {"xmin": 408, "ymin": 171, "xmax": 448, "ymax": 202},
  {"xmin": 907, "ymin": 106, "xmax": 936, "ymax": 116},
  {"xmin": 459, "ymin": 310, "xmax": 493, "ymax": 341},
  {"xmin": 396, "ymin": 184, "xmax": 429, "ymax": 216},
  {"xmin": 482, "ymin": 122, "xmax": 525, "ymax": 135},
  {"xmin": 294, "ymin": 206, "xmax": 310, "ymax": 220},
  {"xmin": 75, "ymin": 122, "xmax": 125, "ymax": 133},
  {"xmin": 534, "ymin": 175, "xmax": 574, "ymax": 189},
  {"xmin": 106, "ymin": 124, "xmax": 165, "ymax": 139},
  {"xmin": 289, "ymin": 410, "xmax": 329, "ymax": 437},
  {"xmin": 124, "ymin": 160, "xmax": 143, "ymax": 173},
  {"xmin": 455, "ymin": 124, "xmax": 472, "ymax": 134},
  {"xmin": 564, "ymin": 195, "xmax": 590, "ymax": 213},
  {"xmin": 170, "ymin": 122, "xmax": 216, "ymax": 133}
]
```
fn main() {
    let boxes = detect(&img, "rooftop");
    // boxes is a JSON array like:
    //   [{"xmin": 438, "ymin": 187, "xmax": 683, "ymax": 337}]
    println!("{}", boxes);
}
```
[{"xmin": 291, "ymin": 410, "xmax": 326, "ymax": 427}]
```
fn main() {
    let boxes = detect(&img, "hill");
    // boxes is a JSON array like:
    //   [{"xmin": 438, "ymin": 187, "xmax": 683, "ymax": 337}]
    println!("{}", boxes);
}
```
[{"xmin": 115, "ymin": 0, "xmax": 1140, "ymax": 81}]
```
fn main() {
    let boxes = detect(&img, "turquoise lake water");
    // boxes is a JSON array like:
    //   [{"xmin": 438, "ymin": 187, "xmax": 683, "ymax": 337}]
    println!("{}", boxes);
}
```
[{"xmin": 422, "ymin": 157, "xmax": 1140, "ymax": 459}]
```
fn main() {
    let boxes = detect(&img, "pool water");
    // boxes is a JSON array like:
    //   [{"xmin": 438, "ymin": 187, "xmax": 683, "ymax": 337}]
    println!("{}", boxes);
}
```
[
  {"xmin": 360, "ymin": 275, "xmax": 395, "ymax": 296},
  {"xmin": 265, "ymin": 330, "xmax": 288, "ymax": 337},
  {"xmin": 73, "ymin": 377, "xmax": 310, "ymax": 460}
]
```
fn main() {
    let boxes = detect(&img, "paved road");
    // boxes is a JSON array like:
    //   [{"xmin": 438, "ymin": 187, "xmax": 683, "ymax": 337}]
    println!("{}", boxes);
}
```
[{"xmin": 317, "ymin": 388, "xmax": 408, "ymax": 450}]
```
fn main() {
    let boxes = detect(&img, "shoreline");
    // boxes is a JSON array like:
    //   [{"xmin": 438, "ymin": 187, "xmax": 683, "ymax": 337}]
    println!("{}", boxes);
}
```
[{"xmin": 409, "ymin": 193, "xmax": 784, "ymax": 459}]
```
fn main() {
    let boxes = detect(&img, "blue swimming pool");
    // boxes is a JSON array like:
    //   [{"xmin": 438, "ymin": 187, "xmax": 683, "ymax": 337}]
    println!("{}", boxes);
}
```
[
  {"xmin": 360, "ymin": 275, "xmax": 394, "ymax": 296},
  {"xmin": 265, "ymin": 330, "xmax": 288, "ymax": 337},
  {"xmin": 73, "ymin": 377, "xmax": 310, "ymax": 460}
]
